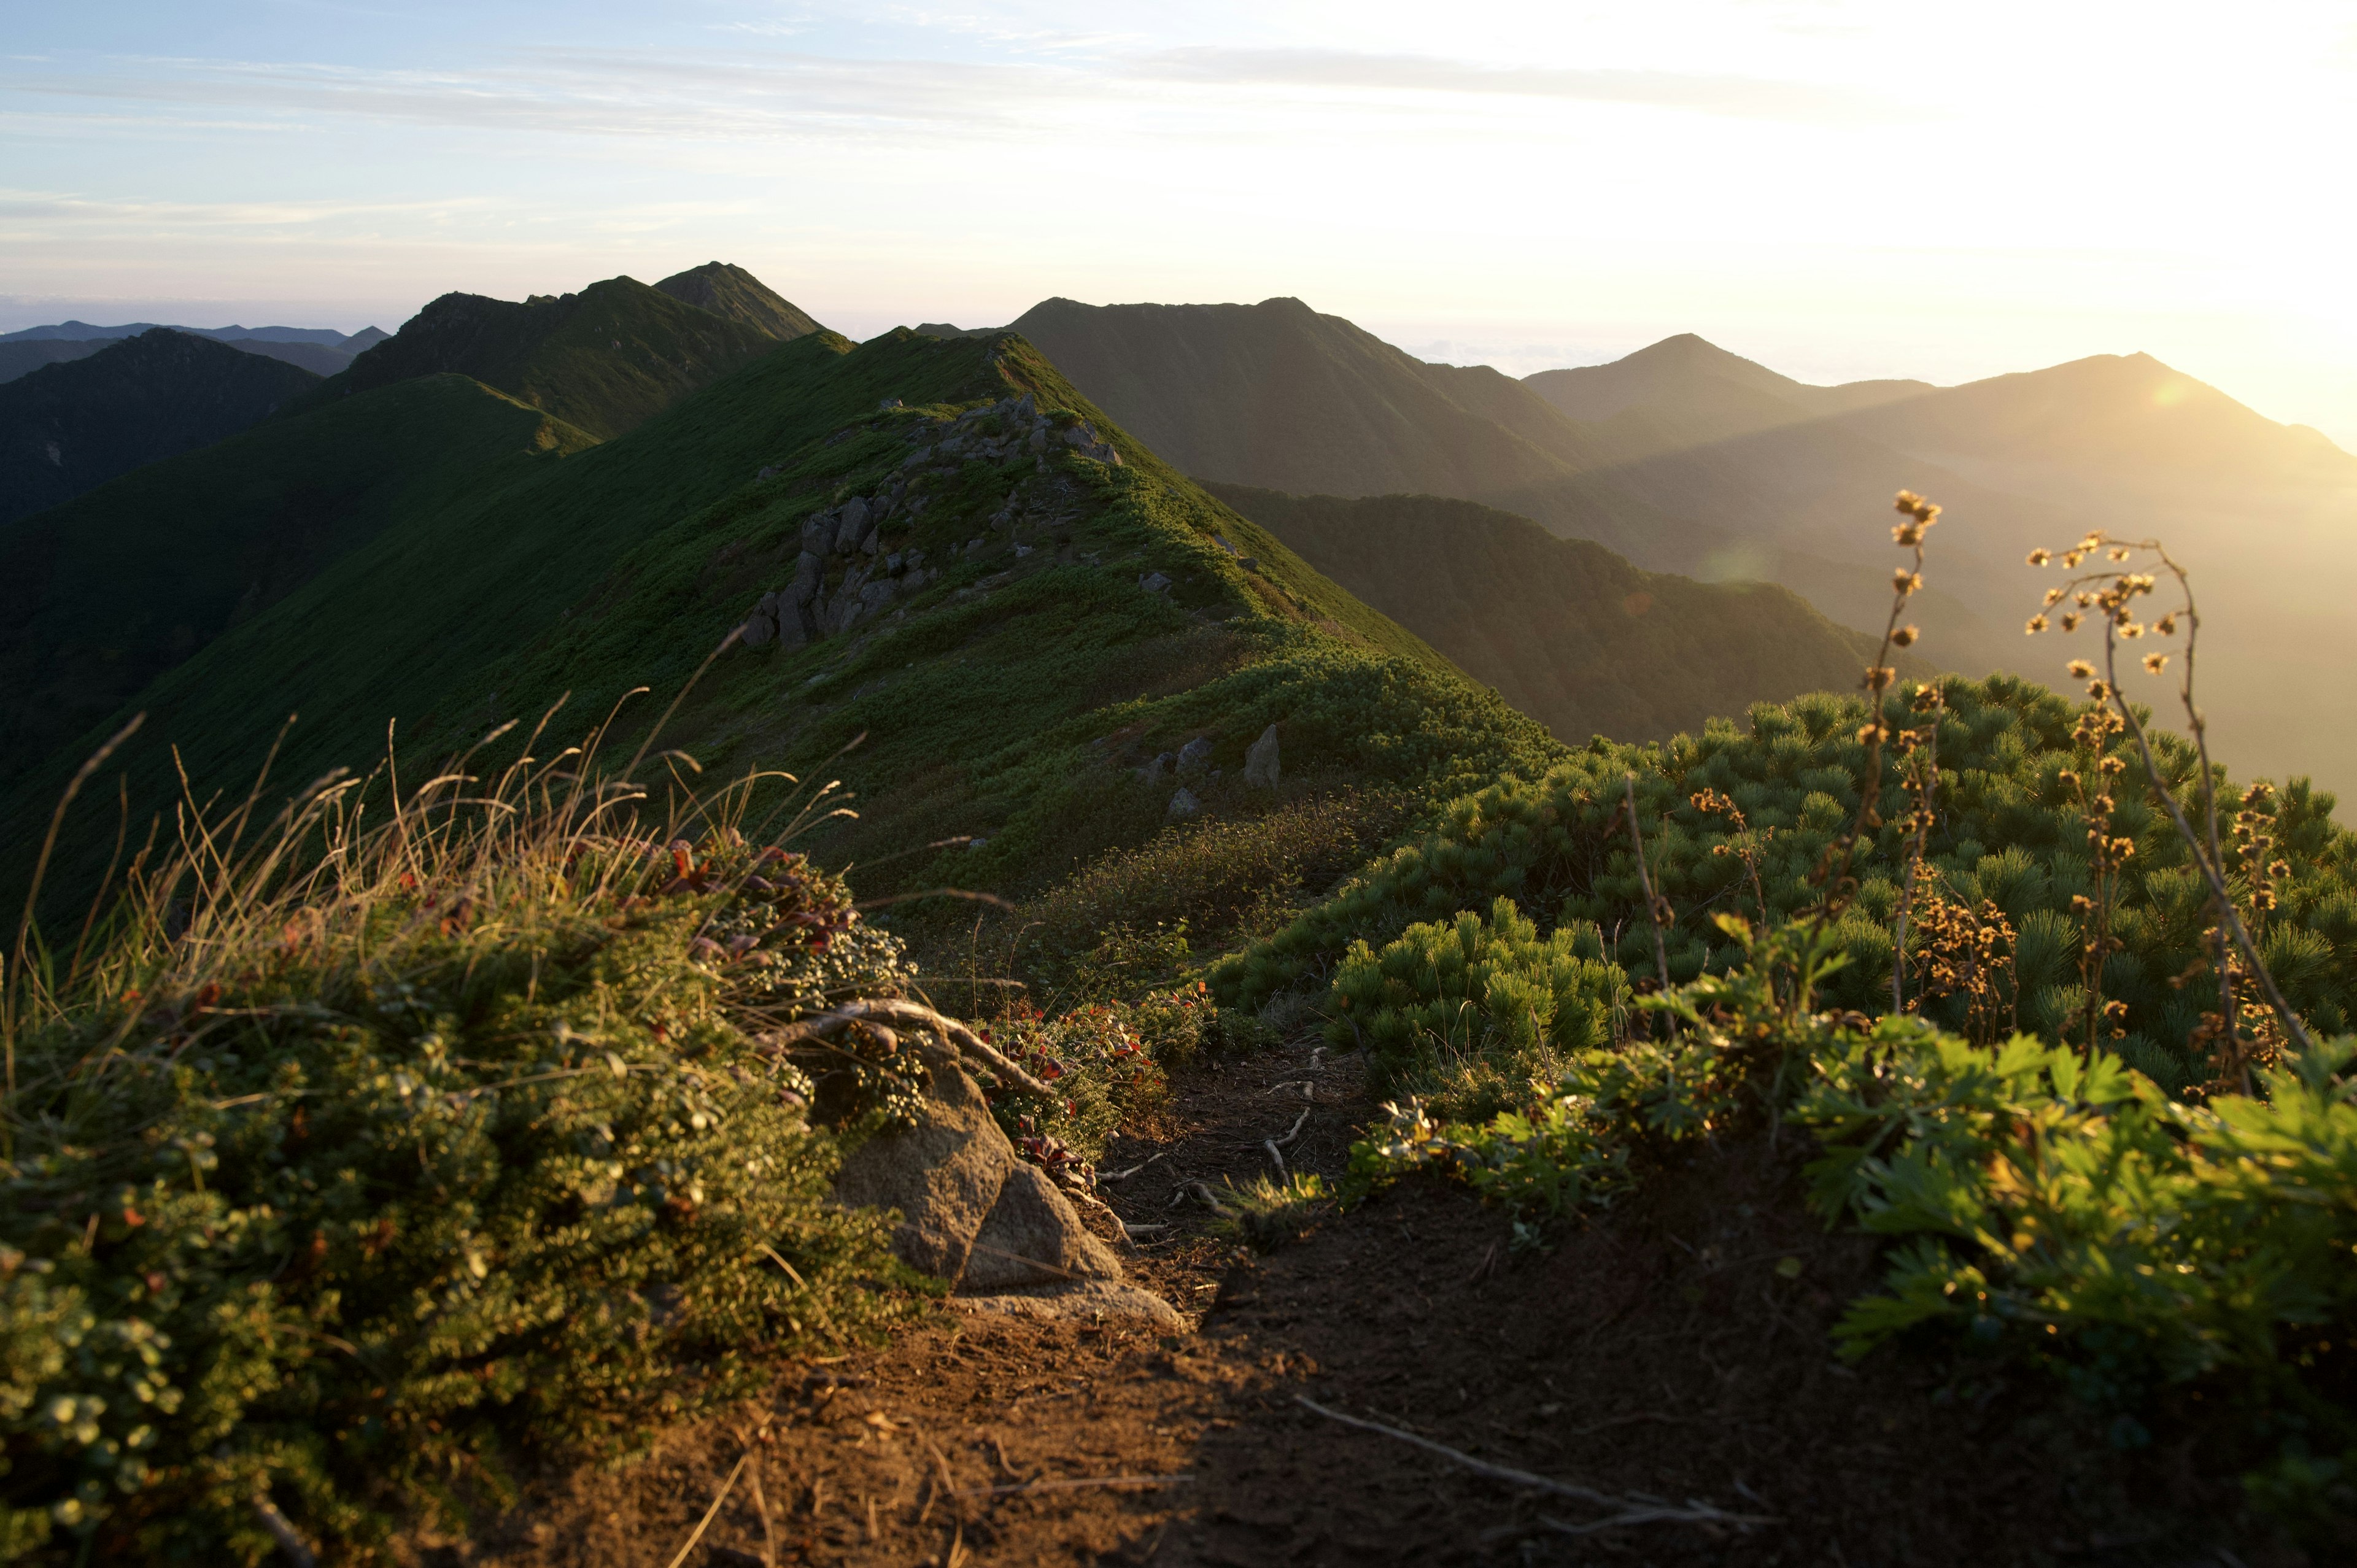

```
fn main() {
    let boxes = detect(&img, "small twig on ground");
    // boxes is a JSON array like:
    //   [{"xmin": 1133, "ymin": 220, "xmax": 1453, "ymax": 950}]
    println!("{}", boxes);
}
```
[
  {"xmin": 1264, "ymin": 1139, "xmax": 1286, "ymax": 1177},
  {"xmin": 1187, "ymin": 1180, "xmax": 1232, "ymax": 1215},
  {"xmin": 1295, "ymin": 1397, "xmax": 1775, "ymax": 1534},
  {"xmin": 748, "ymin": 1453, "xmax": 778, "ymax": 1567},
  {"xmin": 664, "ymin": 1451, "xmax": 751, "ymax": 1568},
  {"xmin": 953, "ymin": 1474, "xmax": 1195, "ymax": 1499},
  {"xmin": 1101, "ymin": 1153, "xmax": 1167, "ymax": 1182},
  {"xmin": 1273, "ymin": 1106, "xmax": 1312, "ymax": 1145}
]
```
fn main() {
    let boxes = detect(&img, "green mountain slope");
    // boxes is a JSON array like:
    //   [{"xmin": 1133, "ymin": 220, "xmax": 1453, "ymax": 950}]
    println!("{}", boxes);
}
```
[
  {"xmin": 315, "ymin": 274, "xmax": 791, "ymax": 439},
  {"xmin": 0, "ymin": 374, "xmax": 595, "ymax": 787},
  {"xmin": 656, "ymin": 261, "xmax": 824, "ymax": 340},
  {"xmin": 7, "ymin": 328, "xmax": 1554, "ymax": 921},
  {"xmin": 0, "ymin": 330, "xmax": 322, "ymax": 523},
  {"xmin": 1202, "ymin": 484, "xmax": 1885, "ymax": 744},
  {"xmin": 991, "ymin": 297, "xmax": 2011, "ymax": 692},
  {"xmin": 985, "ymin": 293, "xmax": 1942, "ymax": 617}
]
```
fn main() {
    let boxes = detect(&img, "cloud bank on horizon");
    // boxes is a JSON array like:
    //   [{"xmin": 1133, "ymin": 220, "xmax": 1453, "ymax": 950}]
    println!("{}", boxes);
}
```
[{"xmin": 6, "ymin": 0, "xmax": 2353, "ymax": 442}]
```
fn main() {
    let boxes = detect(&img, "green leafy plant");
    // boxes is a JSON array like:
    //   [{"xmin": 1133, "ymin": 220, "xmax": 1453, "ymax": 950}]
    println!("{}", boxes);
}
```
[
  {"xmin": 1208, "ymin": 1172, "xmax": 1333, "ymax": 1250},
  {"xmin": 1325, "ymin": 895, "xmax": 1628, "ymax": 1119}
]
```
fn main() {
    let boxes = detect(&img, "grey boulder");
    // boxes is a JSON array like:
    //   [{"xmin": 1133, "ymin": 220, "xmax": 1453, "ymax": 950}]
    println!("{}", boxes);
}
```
[
  {"xmin": 828, "ymin": 1039, "xmax": 1176, "ymax": 1324},
  {"xmin": 1244, "ymin": 724, "xmax": 1280, "ymax": 789}
]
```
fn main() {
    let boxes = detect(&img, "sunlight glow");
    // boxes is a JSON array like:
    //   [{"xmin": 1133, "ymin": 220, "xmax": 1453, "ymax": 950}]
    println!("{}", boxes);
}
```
[{"xmin": 4, "ymin": 1, "xmax": 2353, "ymax": 440}]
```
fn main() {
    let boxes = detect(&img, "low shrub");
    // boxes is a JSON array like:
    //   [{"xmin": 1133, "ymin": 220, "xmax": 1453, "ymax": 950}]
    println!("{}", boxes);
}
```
[
  {"xmin": 1014, "ymin": 788, "xmax": 1412, "ymax": 977},
  {"xmin": 1325, "ymin": 895, "xmax": 1629, "ymax": 1119},
  {"xmin": 0, "ymin": 763, "xmax": 916, "ymax": 1564},
  {"xmin": 978, "ymin": 984, "xmax": 1215, "ymax": 1172},
  {"xmin": 1214, "ymin": 676, "xmax": 2357, "ymax": 1085},
  {"xmin": 1209, "ymin": 1172, "xmax": 1333, "ymax": 1250}
]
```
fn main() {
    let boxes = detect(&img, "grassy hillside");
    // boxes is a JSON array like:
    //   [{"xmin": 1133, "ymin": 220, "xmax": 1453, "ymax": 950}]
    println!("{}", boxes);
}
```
[
  {"xmin": 656, "ymin": 260, "xmax": 824, "ymax": 340},
  {"xmin": 315, "ymin": 274, "xmax": 789, "ymax": 439},
  {"xmin": 0, "ymin": 375, "xmax": 595, "ymax": 792},
  {"xmin": 5, "ymin": 327, "xmax": 1555, "ymax": 927},
  {"xmin": 0, "ymin": 330, "xmax": 321, "ymax": 523},
  {"xmin": 1203, "ymin": 484, "xmax": 1889, "ymax": 743}
]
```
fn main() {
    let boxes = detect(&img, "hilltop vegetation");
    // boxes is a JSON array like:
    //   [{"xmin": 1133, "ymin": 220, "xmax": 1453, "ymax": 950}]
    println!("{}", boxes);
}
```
[
  {"xmin": 0, "ymin": 331, "xmax": 321, "ymax": 524},
  {"xmin": 1205, "ymin": 484, "xmax": 1889, "ymax": 744}
]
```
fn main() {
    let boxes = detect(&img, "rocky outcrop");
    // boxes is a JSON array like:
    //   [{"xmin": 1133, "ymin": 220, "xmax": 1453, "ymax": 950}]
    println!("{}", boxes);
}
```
[
  {"xmin": 735, "ymin": 392, "xmax": 1121, "ymax": 654},
  {"xmin": 830, "ymin": 1038, "xmax": 1181, "ymax": 1327},
  {"xmin": 1167, "ymin": 787, "xmax": 1201, "ymax": 819},
  {"xmin": 1244, "ymin": 723, "xmax": 1280, "ymax": 788}
]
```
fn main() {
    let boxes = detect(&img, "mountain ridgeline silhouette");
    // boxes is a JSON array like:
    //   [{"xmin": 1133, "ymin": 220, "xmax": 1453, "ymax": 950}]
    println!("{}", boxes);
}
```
[
  {"xmin": 1011, "ymin": 298, "xmax": 2357, "ymax": 794},
  {"xmin": 0, "ymin": 330, "xmax": 323, "ymax": 525}
]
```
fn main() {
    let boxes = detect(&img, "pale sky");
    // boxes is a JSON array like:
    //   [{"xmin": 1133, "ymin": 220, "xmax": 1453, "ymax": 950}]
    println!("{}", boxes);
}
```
[{"xmin": 7, "ymin": 2, "xmax": 2355, "ymax": 444}]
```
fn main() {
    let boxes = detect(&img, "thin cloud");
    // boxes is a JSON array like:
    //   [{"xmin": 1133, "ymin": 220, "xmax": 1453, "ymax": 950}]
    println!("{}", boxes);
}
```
[
  {"xmin": 1131, "ymin": 46, "xmax": 1900, "ymax": 123},
  {"xmin": 4, "ymin": 50, "xmax": 1077, "ymax": 144}
]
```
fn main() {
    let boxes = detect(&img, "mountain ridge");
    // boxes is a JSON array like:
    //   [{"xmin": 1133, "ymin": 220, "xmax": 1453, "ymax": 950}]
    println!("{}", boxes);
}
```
[
  {"xmin": 314, "ymin": 274, "xmax": 799, "ymax": 439},
  {"xmin": 0, "ymin": 329, "xmax": 323, "ymax": 525}
]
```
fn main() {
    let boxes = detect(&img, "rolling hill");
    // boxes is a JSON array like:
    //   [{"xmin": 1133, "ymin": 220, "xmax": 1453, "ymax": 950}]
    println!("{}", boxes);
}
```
[
  {"xmin": 1202, "ymin": 484, "xmax": 1883, "ymax": 744},
  {"xmin": 0, "ymin": 266, "xmax": 812, "ymax": 805},
  {"xmin": 0, "ymin": 330, "xmax": 323, "ymax": 524}
]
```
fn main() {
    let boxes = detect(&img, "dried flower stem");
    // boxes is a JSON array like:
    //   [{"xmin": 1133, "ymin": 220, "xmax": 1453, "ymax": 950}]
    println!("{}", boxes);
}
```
[
  {"xmin": 2025, "ymin": 534, "xmax": 2310, "ymax": 1061},
  {"xmin": 1889, "ymin": 682, "xmax": 1945, "ymax": 1013},
  {"xmin": 1811, "ymin": 492, "xmax": 1937, "ymax": 937}
]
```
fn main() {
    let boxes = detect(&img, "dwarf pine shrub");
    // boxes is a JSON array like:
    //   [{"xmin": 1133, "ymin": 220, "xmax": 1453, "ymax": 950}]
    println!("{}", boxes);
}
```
[
  {"xmin": 1325, "ymin": 895, "xmax": 1628, "ymax": 1118},
  {"xmin": 1217, "ymin": 675, "xmax": 2357, "ymax": 1086},
  {"xmin": 0, "ymin": 757, "xmax": 917, "ymax": 1564}
]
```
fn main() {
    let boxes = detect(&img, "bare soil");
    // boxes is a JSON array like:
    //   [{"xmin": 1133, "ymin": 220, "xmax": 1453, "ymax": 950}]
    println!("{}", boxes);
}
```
[{"xmin": 413, "ymin": 1038, "xmax": 2299, "ymax": 1568}]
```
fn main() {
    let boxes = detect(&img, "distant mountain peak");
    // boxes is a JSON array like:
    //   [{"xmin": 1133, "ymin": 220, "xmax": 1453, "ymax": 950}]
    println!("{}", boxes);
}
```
[{"xmin": 653, "ymin": 261, "xmax": 822, "ymax": 341}]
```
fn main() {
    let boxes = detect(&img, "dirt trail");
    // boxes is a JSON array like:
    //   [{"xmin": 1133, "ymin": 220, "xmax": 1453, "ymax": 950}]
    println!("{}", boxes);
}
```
[{"xmin": 430, "ymin": 1038, "xmax": 2278, "ymax": 1568}]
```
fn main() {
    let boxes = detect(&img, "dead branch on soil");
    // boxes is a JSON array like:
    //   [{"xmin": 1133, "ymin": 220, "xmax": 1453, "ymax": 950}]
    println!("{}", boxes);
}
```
[
  {"xmin": 951, "ymin": 1473, "xmax": 1195, "ymax": 1499},
  {"xmin": 663, "ymin": 1451, "xmax": 752, "ymax": 1568},
  {"xmin": 1294, "ymin": 1397, "xmax": 1776, "ymax": 1534},
  {"xmin": 761, "ymin": 998, "xmax": 1056, "ymax": 1097}
]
